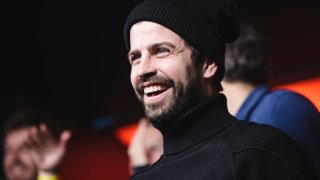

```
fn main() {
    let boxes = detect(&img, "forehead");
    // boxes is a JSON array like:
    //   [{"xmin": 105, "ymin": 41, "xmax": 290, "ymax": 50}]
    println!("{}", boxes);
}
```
[{"xmin": 130, "ymin": 21, "xmax": 185, "ymax": 49}]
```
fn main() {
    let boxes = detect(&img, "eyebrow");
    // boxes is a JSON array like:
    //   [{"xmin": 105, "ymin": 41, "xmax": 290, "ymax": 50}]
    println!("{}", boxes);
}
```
[
  {"xmin": 128, "ymin": 42, "xmax": 177, "ymax": 58},
  {"xmin": 151, "ymin": 42, "xmax": 177, "ymax": 50}
]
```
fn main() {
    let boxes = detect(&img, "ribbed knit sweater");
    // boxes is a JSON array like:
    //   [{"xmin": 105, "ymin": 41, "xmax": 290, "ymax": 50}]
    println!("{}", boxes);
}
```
[{"xmin": 130, "ymin": 94, "xmax": 318, "ymax": 180}]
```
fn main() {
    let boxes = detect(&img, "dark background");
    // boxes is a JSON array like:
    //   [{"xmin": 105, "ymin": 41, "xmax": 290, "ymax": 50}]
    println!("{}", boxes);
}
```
[
  {"xmin": 1, "ymin": 0, "xmax": 320, "ymax": 131},
  {"xmin": 1, "ymin": 0, "xmax": 320, "ymax": 179}
]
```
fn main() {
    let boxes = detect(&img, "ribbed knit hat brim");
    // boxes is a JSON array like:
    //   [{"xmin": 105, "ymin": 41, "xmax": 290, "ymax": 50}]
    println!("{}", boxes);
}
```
[{"xmin": 124, "ymin": 0, "xmax": 239, "ymax": 60}]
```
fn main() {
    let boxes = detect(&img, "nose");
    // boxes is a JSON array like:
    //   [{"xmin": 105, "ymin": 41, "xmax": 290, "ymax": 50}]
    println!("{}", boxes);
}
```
[{"xmin": 137, "ymin": 55, "xmax": 156, "ymax": 78}]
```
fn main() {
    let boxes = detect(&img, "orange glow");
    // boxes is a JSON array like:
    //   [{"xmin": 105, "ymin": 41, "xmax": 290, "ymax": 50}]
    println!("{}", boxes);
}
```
[
  {"xmin": 276, "ymin": 76, "xmax": 320, "ymax": 111},
  {"xmin": 114, "ymin": 123, "xmax": 138, "ymax": 147}
]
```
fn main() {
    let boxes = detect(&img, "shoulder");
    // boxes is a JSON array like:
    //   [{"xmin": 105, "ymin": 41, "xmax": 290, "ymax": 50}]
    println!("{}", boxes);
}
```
[
  {"xmin": 256, "ymin": 89, "xmax": 319, "ymax": 122},
  {"xmin": 217, "ymin": 121, "xmax": 305, "ymax": 161},
  {"xmin": 222, "ymin": 121, "xmax": 317, "ymax": 179},
  {"xmin": 265, "ymin": 89, "xmax": 317, "ymax": 111},
  {"xmin": 220, "ymin": 121, "xmax": 315, "ymax": 179},
  {"xmin": 223, "ymin": 121, "xmax": 298, "ymax": 151}
]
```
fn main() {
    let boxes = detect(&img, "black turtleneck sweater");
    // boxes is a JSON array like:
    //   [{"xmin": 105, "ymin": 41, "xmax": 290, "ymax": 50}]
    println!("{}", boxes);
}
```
[{"xmin": 130, "ymin": 94, "xmax": 318, "ymax": 180}]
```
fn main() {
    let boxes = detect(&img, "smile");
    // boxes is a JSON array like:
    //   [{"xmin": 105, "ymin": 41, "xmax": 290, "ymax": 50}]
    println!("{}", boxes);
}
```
[
  {"xmin": 144, "ymin": 85, "xmax": 169, "ymax": 97},
  {"xmin": 142, "ymin": 83, "xmax": 172, "ymax": 105}
]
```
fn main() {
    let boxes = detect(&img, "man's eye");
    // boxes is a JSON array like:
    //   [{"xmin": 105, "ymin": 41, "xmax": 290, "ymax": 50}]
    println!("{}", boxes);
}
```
[
  {"xmin": 155, "ymin": 47, "xmax": 169, "ymax": 54},
  {"xmin": 129, "ymin": 54, "xmax": 141, "ymax": 64}
]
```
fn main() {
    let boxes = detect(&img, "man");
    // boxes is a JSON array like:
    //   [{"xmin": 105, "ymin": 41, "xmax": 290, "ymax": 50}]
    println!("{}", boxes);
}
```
[
  {"xmin": 123, "ymin": 0, "xmax": 318, "ymax": 179},
  {"xmin": 3, "ymin": 109, "xmax": 71, "ymax": 180},
  {"xmin": 222, "ymin": 19, "xmax": 320, "ymax": 177},
  {"xmin": 127, "ymin": 117, "xmax": 163, "ymax": 175}
]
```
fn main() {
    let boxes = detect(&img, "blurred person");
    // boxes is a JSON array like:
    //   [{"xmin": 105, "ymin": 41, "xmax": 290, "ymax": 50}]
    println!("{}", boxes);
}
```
[
  {"xmin": 0, "ymin": 103, "xmax": 11, "ymax": 179},
  {"xmin": 2, "ymin": 109, "xmax": 71, "ymax": 180},
  {"xmin": 123, "ymin": 0, "xmax": 318, "ymax": 179},
  {"xmin": 222, "ymin": 18, "xmax": 320, "ymax": 177},
  {"xmin": 127, "ymin": 117, "xmax": 163, "ymax": 175}
]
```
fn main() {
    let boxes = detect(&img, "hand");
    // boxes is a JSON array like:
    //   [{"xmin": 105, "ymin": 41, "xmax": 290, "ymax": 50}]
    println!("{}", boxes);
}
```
[
  {"xmin": 26, "ymin": 123, "xmax": 71, "ymax": 175},
  {"xmin": 127, "ymin": 118, "xmax": 149, "ymax": 170}
]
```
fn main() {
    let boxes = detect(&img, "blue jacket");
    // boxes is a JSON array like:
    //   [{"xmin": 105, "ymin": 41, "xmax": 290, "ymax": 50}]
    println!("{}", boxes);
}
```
[{"xmin": 236, "ymin": 85, "xmax": 320, "ymax": 177}]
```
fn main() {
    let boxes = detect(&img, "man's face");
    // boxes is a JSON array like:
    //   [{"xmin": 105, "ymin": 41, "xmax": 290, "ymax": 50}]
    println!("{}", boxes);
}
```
[
  {"xmin": 3, "ymin": 128, "xmax": 37, "ymax": 180},
  {"xmin": 129, "ymin": 21, "xmax": 205, "ymax": 126}
]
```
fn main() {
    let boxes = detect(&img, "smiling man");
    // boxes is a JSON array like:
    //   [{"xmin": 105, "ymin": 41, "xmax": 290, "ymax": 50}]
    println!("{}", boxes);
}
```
[
  {"xmin": 129, "ymin": 22, "xmax": 206, "ymax": 128},
  {"xmin": 123, "ymin": 0, "xmax": 318, "ymax": 179}
]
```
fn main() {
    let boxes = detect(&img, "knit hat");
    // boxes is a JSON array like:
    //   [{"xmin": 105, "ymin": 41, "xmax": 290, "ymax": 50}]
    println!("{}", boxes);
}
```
[
  {"xmin": 124, "ymin": 0, "xmax": 239, "ymax": 60},
  {"xmin": 124, "ymin": 0, "xmax": 239, "ymax": 85}
]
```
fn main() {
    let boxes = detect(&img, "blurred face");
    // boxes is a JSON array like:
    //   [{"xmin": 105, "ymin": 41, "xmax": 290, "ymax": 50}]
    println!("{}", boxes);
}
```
[
  {"xmin": 3, "ymin": 128, "xmax": 37, "ymax": 180},
  {"xmin": 128, "ymin": 21, "xmax": 205, "ymax": 126}
]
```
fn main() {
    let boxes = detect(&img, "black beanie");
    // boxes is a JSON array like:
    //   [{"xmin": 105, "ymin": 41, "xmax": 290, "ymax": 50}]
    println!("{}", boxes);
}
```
[
  {"xmin": 124, "ymin": 0, "xmax": 239, "ymax": 84},
  {"xmin": 124, "ymin": 0, "xmax": 239, "ymax": 58}
]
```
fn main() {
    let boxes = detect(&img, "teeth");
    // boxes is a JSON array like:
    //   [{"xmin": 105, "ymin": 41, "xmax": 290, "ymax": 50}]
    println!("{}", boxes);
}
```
[{"xmin": 144, "ymin": 85, "xmax": 167, "ymax": 94}]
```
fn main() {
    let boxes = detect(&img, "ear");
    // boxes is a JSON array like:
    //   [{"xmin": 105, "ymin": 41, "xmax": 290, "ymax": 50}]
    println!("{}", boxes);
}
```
[{"xmin": 203, "ymin": 60, "xmax": 217, "ymax": 78}]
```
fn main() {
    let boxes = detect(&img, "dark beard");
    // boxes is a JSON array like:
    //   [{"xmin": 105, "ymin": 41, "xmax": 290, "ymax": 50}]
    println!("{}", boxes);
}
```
[{"xmin": 137, "ymin": 64, "xmax": 203, "ymax": 130}]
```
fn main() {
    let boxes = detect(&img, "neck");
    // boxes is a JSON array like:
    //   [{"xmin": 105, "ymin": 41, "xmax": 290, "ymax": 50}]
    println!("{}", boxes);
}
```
[
  {"xmin": 161, "ymin": 93, "xmax": 235, "ymax": 154},
  {"xmin": 221, "ymin": 81, "xmax": 255, "ymax": 115}
]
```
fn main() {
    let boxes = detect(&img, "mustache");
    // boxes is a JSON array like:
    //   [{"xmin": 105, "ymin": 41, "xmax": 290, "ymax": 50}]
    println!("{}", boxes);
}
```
[
  {"xmin": 136, "ymin": 75, "xmax": 174, "ymax": 94},
  {"xmin": 9, "ymin": 160, "xmax": 27, "ymax": 169}
]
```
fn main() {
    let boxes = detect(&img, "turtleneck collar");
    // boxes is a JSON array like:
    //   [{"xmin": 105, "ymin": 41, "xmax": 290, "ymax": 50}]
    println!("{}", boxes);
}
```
[{"xmin": 160, "ymin": 93, "xmax": 237, "ymax": 155}]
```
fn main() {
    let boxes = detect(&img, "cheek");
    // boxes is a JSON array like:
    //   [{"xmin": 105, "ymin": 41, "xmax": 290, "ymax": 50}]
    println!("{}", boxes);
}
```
[
  {"xmin": 4, "ymin": 155, "xmax": 12, "ymax": 167},
  {"xmin": 6, "ymin": 151, "xmax": 35, "ymax": 167},
  {"xmin": 19, "ymin": 153, "xmax": 34, "ymax": 165},
  {"xmin": 4, "ymin": 151, "xmax": 17, "ymax": 162},
  {"xmin": 161, "ymin": 64, "xmax": 187, "ymax": 83},
  {"xmin": 130, "ymin": 71, "xmax": 136, "ymax": 87}
]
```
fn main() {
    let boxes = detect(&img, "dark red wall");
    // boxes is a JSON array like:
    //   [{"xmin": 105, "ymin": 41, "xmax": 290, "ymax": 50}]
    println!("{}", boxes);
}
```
[{"xmin": 58, "ymin": 130, "xmax": 130, "ymax": 180}]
